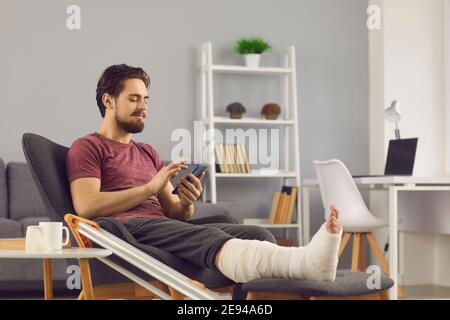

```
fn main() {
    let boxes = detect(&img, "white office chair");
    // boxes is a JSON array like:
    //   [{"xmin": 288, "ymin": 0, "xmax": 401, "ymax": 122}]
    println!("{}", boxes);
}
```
[{"xmin": 313, "ymin": 159, "xmax": 404, "ymax": 297}]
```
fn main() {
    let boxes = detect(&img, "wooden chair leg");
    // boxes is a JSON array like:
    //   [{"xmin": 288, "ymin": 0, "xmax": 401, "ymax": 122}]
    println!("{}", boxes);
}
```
[
  {"xmin": 77, "ymin": 290, "xmax": 85, "ymax": 300},
  {"xmin": 379, "ymin": 289, "xmax": 390, "ymax": 300},
  {"xmin": 78, "ymin": 258, "xmax": 94, "ymax": 300},
  {"xmin": 366, "ymin": 233, "xmax": 389, "ymax": 272},
  {"xmin": 43, "ymin": 259, "xmax": 53, "ymax": 300},
  {"xmin": 339, "ymin": 233, "xmax": 352, "ymax": 258},
  {"xmin": 168, "ymin": 280, "xmax": 208, "ymax": 300},
  {"xmin": 358, "ymin": 234, "xmax": 366, "ymax": 271},
  {"xmin": 134, "ymin": 281, "xmax": 170, "ymax": 299},
  {"xmin": 88, "ymin": 281, "xmax": 168, "ymax": 300},
  {"xmin": 351, "ymin": 233, "xmax": 361, "ymax": 272},
  {"xmin": 366, "ymin": 233, "xmax": 405, "ymax": 298}
]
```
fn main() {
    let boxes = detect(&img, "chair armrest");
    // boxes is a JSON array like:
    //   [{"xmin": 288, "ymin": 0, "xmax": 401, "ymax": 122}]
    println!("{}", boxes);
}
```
[
  {"xmin": 192, "ymin": 200, "xmax": 229, "ymax": 218},
  {"xmin": 188, "ymin": 215, "xmax": 238, "ymax": 225}
]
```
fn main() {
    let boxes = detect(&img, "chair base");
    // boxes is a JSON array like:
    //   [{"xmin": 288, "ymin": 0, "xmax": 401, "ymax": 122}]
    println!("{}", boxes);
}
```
[{"xmin": 339, "ymin": 231, "xmax": 404, "ymax": 298}]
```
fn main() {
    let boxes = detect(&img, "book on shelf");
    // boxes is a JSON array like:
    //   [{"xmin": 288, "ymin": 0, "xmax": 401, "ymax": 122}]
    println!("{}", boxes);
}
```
[
  {"xmin": 239, "ymin": 144, "xmax": 251, "ymax": 173},
  {"xmin": 214, "ymin": 144, "xmax": 225, "ymax": 173},
  {"xmin": 279, "ymin": 186, "xmax": 294, "ymax": 224},
  {"xmin": 238, "ymin": 144, "xmax": 249, "ymax": 173},
  {"xmin": 233, "ymin": 144, "xmax": 242, "ymax": 173},
  {"xmin": 223, "ymin": 144, "xmax": 231, "ymax": 173},
  {"xmin": 214, "ymin": 143, "xmax": 251, "ymax": 173},
  {"xmin": 222, "ymin": 144, "xmax": 231, "ymax": 173},
  {"xmin": 269, "ymin": 185, "xmax": 298, "ymax": 224},
  {"xmin": 275, "ymin": 192, "xmax": 289, "ymax": 224},
  {"xmin": 268, "ymin": 192, "xmax": 281, "ymax": 224},
  {"xmin": 231, "ymin": 144, "xmax": 238, "ymax": 173},
  {"xmin": 285, "ymin": 186, "xmax": 298, "ymax": 225},
  {"xmin": 234, "ymin": 144, "xmax": 244, "ymax": 173}
]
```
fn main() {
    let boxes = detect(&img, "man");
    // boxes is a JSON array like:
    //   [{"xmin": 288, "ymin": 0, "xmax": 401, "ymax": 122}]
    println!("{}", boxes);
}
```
[{"xmin": 67, "ymin": 64, "xmax": 343, "ymax": 284}]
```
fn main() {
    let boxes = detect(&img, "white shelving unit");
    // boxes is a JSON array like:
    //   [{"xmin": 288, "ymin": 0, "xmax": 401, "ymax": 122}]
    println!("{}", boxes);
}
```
[
  {"xmin": 199, "ymin": 42, "xmax": 303, "ymax": 245},
  {"xmin": 215, "ymin": 170, "xmax": 297, "ymax": 178},
  {"xmin": 207, "ymin": 116, "xmax": 296, "ymax": 125}
]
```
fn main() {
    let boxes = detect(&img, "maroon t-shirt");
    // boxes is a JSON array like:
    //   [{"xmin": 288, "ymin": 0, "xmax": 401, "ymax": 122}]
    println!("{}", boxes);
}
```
[{"xmin": 66, "ymin": 132, "xmax": 168, "ymax": 221}]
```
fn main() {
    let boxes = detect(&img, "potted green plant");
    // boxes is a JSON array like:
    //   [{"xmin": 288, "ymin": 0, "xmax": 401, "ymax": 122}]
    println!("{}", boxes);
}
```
[
  {"xmin": 261, "ymin": 103, "xmax": 281, "ymax": 120},
  {"xmin": 234, "ymin": 37, "xmax": 272, "ymax": 68},
  {"xmin": 226, "ymin": 102, "xmax": 246, "ymax": 119}
]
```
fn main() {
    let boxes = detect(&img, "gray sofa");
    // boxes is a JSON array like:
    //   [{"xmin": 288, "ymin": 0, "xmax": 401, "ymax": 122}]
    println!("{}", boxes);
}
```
[
  {"xmin": 0, "ymin": 159, "xmax": 71, "ymax": 294},
  {"xmin": 0, "ymin": 158, "xmax": 229, "ymax": 295}
]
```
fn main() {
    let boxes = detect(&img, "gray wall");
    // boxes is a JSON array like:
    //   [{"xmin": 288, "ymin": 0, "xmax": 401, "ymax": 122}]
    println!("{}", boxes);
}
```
[{"xmin": 0, "ymin": 0, "xmax": 369, "ymax": 244}]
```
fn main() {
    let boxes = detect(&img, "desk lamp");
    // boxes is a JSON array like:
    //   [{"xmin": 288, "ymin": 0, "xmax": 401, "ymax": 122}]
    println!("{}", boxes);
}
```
[{"xmin": 384, "ymin": 100, "xmax": 402, "ymax": 139}]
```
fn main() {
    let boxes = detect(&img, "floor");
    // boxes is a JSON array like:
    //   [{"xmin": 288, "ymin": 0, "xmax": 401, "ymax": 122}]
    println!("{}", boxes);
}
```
[
  {"xmin": 0, "ymin": 286, "xmax": 80, "ymax": 300},
  {"xmin": 2, "ymin": 286, "xmax": 450, "ymax": 300},
  {"xmin": 401, "ymin": 285, "xmax": 450, "ymax": 300},
  {"xmin": 0, "ymin": 289, "xmax": 230, "ymax": 300}
]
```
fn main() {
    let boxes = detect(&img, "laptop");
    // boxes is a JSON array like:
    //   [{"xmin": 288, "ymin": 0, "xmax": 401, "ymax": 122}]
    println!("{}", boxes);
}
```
[{"xmin": 352, "ymin": 138, "xmax": 418, "ymax": 178}]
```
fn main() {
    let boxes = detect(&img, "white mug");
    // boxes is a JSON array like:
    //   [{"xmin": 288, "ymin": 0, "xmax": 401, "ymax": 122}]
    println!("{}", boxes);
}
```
[
  {"xmin": 38, "ymin": 222, "xmax": 70, "ymax": 252},
  {"xmin": 25, "ymin": 226, "xmax": 46, "ymax": 253}
]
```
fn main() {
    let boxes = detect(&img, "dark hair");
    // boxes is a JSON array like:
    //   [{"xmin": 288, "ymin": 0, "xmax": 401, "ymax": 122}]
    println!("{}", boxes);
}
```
[{"xmin": 96, "ymin": 64, "xmax": 150, "ymax": 117}]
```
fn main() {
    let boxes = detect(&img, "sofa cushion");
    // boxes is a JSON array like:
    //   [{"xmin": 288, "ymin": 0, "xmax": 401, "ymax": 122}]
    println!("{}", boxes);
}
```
[
  {"xmin": 240, "ymin": 270, "xmax": 394, "ymax": 297},
  {"xmin": 0, "ymin": 218, "xmax": 23, "ymax": 238},
  {"xmin": 6, "ymin": 163, "xmax": 48, "ymax": 220},
  {"xmin": 194, "ymin": 201, "xmax": 229, "ymax": 219},
  {"xmin": 0, "ymin": 159, "xmax": 7, "ymax": 218}
]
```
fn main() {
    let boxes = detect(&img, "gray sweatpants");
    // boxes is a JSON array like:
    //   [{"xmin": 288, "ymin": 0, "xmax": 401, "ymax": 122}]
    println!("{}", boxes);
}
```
[{"xmin": 122, "ymin": 217, "xmax": 276, "ymax": 270}]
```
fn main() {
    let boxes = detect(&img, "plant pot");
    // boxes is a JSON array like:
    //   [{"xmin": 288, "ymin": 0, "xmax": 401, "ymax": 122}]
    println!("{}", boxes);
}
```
[
  {"xmin": 263, "ymin": 113, "xmax": 279, "ymax": 120},
  {"xmin": 244, "ymin": 54, "xmax": 261, "ymax": 68},
  {"xmin": 229, "ymin": 112, "xmax": 243, "ymax": 119}
]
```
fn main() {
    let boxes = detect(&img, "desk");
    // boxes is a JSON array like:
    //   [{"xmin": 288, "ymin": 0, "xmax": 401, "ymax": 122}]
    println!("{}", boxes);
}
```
[
  {"xmin": 302, "ymin": 176, "xmax": 450, "ymax": 300},
  {"xmin": 0, "ymin": 243, "xmax": 111, "ymax": 299}
]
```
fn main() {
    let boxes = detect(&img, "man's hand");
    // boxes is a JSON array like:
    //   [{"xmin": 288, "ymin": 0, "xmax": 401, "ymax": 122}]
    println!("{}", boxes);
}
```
[
  {"xmin": 177, "ymin": 172, "xmax": 206, "ymax": 207},
  {"xmin": 147, "ymin": 160, "xmax": 187, "ymax": 196}
]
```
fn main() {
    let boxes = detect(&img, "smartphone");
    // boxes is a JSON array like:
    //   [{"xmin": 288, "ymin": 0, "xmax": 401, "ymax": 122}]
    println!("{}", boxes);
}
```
[{"xmin": 172, "ymin": 164, "xmax": 209, "ymax": 195}]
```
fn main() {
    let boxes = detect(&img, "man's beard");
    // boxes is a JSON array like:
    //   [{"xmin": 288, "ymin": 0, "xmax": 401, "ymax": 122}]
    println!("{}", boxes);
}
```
[{"xmin": 115, "ymin": 113, "xmax": 145, "ymax": 134}]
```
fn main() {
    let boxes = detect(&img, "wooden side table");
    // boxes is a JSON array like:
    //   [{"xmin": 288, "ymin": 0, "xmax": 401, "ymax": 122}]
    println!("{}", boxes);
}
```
[{"xmin": 0, "ymin": 239, "xmax": 111, "ymax": 300}]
